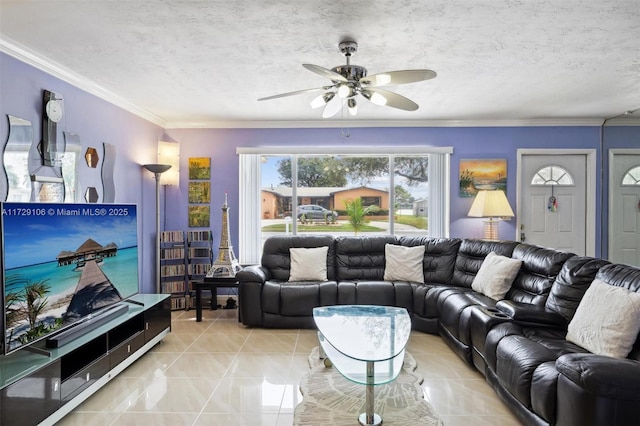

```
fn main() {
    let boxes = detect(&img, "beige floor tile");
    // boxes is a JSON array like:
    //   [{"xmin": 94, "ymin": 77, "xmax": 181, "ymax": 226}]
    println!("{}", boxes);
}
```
[
  {"xmin": 226, "ymin": 353, "xmax": 293, "ymax": 380},
  {"xmin": 408, "ymin": 332, "xmax": 452, "ymax": 353},
  {"xmin": 202, "ymin": 376, "xmax": 285, "ymax": 414},
  {"xmin": 195, "ymin": 412, "xmax": 280, "ymax": 426},
  {"xmin": 414, "ymin": 351, "xmax": 483, "ymax": 380},
  {"xmin": 440, "ymin": 414, "xmax": 523, "ymax": 425},
  {"xmin": 56, "ymin": 411, "xmax": 115, "ymax": 426},
  {"xmin": 164, "ymin": 352, "xmax": 236, "ymax": 378},
  {"xmin": 118, "ymin": 351, "xmax": 181, "ymax": 378},
  {"xmin": 169, "ymin": 318, "xmax": 212, "ymax": 334},
  {"xmin": 73, "ymin": 377, "xmax": 147, "ymax": 412},
  {"xmin": 423, "ymin": 378, "xmax": 515, "ymax": 417},
  {"xmin": 187, "ymin": 333, "xmax": 248, "ymax": 353},
  {"xmin": 294, "ymin": 332, "xmax": 319, "ymax": 354},
  {"xmin": 150, "ymin": 332, "xmax": 199, "ymax": 353},
  {"xmin": 112, "ymin": 411, "xmax": 200, "ymax": 425},
  {"xmin": 242, "ymin": 333, "xmax": 298, "ymax": 353},
  {"xmin": 125, "ymin": 376, "xmax": 220, "ymax": 413}
]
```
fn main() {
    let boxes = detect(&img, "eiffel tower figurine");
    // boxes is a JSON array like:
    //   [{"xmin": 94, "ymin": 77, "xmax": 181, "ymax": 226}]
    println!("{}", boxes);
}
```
[{"xmin": 209, "ymin": 192, "xmax": 241, "ymax": 277}]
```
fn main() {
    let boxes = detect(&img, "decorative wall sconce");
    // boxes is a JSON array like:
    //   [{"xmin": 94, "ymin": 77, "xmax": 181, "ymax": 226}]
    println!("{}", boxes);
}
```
[{"xmin": 158, "ymin": 140, "xmax": 179, "ymax": 186}]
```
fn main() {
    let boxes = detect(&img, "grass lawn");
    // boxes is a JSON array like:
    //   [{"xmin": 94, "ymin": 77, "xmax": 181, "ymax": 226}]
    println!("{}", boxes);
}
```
[{"xmin": 261, "ymin": 222, "xmax": 384, "ymax": 232}]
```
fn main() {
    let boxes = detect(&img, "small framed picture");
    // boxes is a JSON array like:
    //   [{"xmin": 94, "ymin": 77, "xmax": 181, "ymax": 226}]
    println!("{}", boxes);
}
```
[
  {"xmin": 188, "ymin": 205, "xmax": 210, "ymax": 227},
  {"xmin": 188, "ymin": 157, "xmax": 211, "ymax": 180},
  {"xmin": 188, "ymin": 181, "xmax": 211, "ymax": 204}
]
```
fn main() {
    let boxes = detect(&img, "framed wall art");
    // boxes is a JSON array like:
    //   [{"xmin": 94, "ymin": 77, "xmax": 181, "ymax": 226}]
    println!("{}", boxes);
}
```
[
  {"xmin": 188, "ymin": 205, "xmax": 210, "ymax": 227},
  {"xmin": 188, "ymin": 157, "xmax": 211, "ymax": 180},
  {"xmin": 188, "ymin": 181, "xmax": 211, "ymax": 204},
  {"xmin": 459, "ymin": 158, "xmax": 507, "ymax": 198}
]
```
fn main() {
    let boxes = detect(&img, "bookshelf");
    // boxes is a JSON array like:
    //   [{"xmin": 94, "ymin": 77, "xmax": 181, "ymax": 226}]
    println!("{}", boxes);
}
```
[
  {"xmin": 187, "ymin": 230, "xmax": 214, "ymax": 306},
  {"xmin": 160, "ymin": 231, "xmax": 187, "ymax": 310}
]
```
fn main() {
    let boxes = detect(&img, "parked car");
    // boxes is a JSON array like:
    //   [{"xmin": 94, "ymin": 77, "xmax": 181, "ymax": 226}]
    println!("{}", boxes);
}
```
[{"xmin": 296, "ymin": 205, "xmax": 338, "ymax": 223}]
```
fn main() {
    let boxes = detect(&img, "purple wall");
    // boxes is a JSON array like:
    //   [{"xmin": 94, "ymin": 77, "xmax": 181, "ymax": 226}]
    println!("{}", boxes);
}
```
[
  {"xmin": 166, "ymin": 126, "xmax": 602, "ymax": 256},
  {"xmin": 1, "ymin": 52, "xmax": 164, "ymax": 293}
]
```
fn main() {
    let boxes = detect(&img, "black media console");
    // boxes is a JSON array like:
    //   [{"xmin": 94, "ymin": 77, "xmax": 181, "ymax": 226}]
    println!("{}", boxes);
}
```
[{"xmin": 0, "ymin": 294, "xmax": 171, "ymax": 426}]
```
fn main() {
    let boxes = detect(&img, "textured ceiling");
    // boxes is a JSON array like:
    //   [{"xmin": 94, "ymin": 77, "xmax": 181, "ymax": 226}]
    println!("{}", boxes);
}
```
[{"xmin": 1, "ymin": 0, "xmax": 639, "ymax": 127}]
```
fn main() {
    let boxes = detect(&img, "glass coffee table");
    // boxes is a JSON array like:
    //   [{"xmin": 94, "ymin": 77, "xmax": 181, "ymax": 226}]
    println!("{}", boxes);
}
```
[{"xmin": 313, "ymin": 305, "xmax": 411, "ymax": 426}]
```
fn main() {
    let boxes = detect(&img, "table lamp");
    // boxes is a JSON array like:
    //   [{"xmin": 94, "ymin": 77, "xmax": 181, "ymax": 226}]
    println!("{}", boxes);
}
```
[{"xmin": 468, "ymin": 190, "xmax": 514, "ymax": 240}]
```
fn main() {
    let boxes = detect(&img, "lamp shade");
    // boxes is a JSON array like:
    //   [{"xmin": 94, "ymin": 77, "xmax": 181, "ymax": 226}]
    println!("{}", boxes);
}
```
[
  {"xmin": 158, "ymin": 140, "xmax": 179, "ymax": 186},
  {"xmin": 468, "ymin": 190, "xmax": 514, "ymax": 218}
]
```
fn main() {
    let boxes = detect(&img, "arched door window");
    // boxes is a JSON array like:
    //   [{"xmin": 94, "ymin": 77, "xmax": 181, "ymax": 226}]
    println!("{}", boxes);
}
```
[
  {"xmin": 531, "ymin": 165, "xmax": 574, "ymax": 186},
  {"xmin": 621, "ymin": 166, "xmax": 640, "ymax": 186}
]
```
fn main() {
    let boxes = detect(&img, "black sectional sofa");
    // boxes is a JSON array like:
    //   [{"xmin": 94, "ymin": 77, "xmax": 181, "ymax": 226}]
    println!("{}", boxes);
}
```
[{"xmin": 237, "ymin": 234, "xmax": 640, "ymax": 426}]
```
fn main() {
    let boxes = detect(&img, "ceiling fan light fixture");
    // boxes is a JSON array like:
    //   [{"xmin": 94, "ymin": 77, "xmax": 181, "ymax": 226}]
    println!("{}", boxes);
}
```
[
  {"xmin": 348, "ymin": 98, "xmax": 357, "ymax": 115},
  {"xmin": 337, "ymin": 83, "xmax": 353, "ymax": 99},
  {"xmin": 362, "ymin": 90, "xmax": 388, "ymax": 106},
  {"xmin": 310, "ymin": 92, "xmax": 335, "ymax": 108}
]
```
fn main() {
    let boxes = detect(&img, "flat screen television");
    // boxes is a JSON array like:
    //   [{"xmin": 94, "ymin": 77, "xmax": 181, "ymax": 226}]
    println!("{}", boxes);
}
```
[{"xmin": 1, "ymin": 202, "xmax": 139, "ymax": 354}]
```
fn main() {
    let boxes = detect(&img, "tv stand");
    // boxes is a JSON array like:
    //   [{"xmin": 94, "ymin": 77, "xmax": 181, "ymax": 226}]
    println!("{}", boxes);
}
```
[
  {"xmin": 46, "ymin": 303, "xmax": 129, "ymax": 349},
  {"xmin": 0, "ymin": 294, "xmax": 171, "ymax": 426}
]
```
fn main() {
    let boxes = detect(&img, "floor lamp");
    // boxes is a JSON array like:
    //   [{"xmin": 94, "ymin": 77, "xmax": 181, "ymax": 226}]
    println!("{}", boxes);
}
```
[
  {"xmin": 468, "ymin": 190, "xmax": 514, "ymax": 240},
  {"xmin": 143, "ymin": 164, "xmax": 171, "ymax": 293}
]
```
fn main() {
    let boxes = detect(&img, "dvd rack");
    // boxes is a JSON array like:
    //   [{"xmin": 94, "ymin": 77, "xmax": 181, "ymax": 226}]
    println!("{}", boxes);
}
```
[
  {"xmin": 160, "ymin": 231, "xmax": 188, "ymax": 310},
  {"xmin": 186, "ymin": 230, "xmax": 214, "ymax": 307}
]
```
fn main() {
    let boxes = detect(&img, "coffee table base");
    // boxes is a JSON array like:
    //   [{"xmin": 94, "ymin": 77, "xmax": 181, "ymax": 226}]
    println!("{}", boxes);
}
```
[{"xmin": 359, "ymin": 412, "xmax": 382, "ymax": 426}]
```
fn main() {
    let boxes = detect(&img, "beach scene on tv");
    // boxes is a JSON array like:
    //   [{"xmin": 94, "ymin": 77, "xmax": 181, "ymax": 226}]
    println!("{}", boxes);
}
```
[{"xmin": 2, "ymin": 204, "xmax": 139, "ymax": 353}]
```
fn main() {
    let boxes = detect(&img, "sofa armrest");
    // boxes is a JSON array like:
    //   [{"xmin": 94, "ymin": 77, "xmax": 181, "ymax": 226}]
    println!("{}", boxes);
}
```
[
  {"xmin": 496, "ymin": 300, "xmax": 567, "ymax": 327},
  {"xmin": 236, "ymin": 264, "xmax": 270, "ymax": 283},
  {"xmin": 556, "ymin": 353, "xmax": 640, "ymax": 400},
  {"xmin": 236, "ymin": 265, "xmax": 270, "ymax": 326}
]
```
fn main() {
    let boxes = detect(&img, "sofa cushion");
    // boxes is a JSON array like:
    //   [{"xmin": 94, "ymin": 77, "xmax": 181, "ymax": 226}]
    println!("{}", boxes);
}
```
[
  {"xmin": 507, "ymin": 244, "xmax": 575, "ymax": 305},
  {"xmin": 566, "ymin": 278, "xmax": 640, "ymax": 358},
  {"xmin": 335, "ymin": 235, "xmax": 396, "ymax": 281},
  {"xmin": 399, "ymin": 236, "xmax": 461, "ymax": 285},
  {"xmin": 262, "ymin": 235, "xmax": 336, "ymax": 281},
  {"xmin": 545, "ymin": 256, "xmax": 610, "ymax": 321},
  {"xmin": 289, "ymin": 246, "xmax": 329, "ymax": 281},
  {"xmin": 383, "ymin": 243, "xmax": 425, "ymax": 283},
  {"xmin": 471, "ymin": 252, "xmax": 522, "ymax": 300},
  {"xmin": 452, "ymin": 239, "xmax": 519, "ymax": 287}
]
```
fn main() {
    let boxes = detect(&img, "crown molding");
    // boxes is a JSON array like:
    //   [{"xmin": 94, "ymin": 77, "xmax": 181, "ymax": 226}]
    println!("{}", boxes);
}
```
[
  {"xmin": 164, "ymin": 118, "xmax": 606, "ymax": 129},
  {"xmin": 0, "ymin": 36, "xmax": 166, "ymax": 127}
]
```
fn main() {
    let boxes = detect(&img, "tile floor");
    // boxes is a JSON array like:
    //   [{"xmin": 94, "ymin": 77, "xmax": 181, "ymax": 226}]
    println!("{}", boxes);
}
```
[{"xmin": 59, "ymin": 308, "xmax": 522, "ymax": 425}]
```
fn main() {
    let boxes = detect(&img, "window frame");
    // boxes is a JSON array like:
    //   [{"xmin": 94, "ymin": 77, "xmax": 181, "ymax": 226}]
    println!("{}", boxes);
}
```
[{"xmin": 238, "ymin": 146, "xmax": 452, "ymax": 263}]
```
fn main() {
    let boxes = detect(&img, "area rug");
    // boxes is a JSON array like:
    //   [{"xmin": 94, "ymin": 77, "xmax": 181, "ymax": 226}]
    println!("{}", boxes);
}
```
[{"xmin": 294, "ymin": 347, "xmax": 443, "ymax": 426}]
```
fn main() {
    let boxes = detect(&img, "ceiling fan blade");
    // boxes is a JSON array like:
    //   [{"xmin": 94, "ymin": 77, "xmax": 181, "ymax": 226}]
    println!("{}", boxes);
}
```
[
  {"xmin": 322, "ymin": 96, "xmax": 345, "ymax": 118},
  {"xmin": 361, "ymin": 88, "xmax": 419, "ymax": 111},
  {"xmin": 303, "ymin": 64, "xmax": 348, "ymax": 83},
  {"xmin": 258, "ymin": 87, "xmax": 330, "ymax": 101},
  {"xmin": 360, "ymin": 69, "xmax": 437, "ymax": 87}
]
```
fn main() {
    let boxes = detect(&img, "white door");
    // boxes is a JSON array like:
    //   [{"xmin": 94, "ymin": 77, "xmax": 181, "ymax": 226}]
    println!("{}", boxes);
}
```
[
  {"xmin": 518, "ymin": 153, "xmax": 591, "ymax": 256},
  {"xmin": 609, "ymin": 151, "xmax": 640, "ymax": 266}
]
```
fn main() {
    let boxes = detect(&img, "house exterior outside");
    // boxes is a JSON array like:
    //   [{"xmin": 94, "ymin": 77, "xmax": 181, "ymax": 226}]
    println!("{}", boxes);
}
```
[{"xmin": 261, "ymin": 186, "xmax": 390, "ymax": 219}]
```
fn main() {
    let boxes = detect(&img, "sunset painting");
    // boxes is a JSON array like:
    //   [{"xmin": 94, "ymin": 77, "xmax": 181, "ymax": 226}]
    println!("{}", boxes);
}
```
[{"xmin": 459, "ymin": 158, "xmax": 507, "ymax": 197}]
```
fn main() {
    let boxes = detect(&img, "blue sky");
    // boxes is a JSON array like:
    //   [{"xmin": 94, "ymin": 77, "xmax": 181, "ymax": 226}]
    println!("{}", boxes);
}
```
[{"xmin": 2, "ymin": 203, "xmax": 138, "ymax": 269}]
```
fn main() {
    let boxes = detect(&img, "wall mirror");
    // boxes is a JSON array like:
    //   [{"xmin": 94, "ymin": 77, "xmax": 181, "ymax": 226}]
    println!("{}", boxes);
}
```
[{"xmin": 4, "ymin": 115, "xmax": 33, "ymax": 201}]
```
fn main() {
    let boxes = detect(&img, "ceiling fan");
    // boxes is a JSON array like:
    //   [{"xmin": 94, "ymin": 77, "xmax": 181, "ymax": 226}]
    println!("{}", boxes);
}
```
[{"xmin": 258, "ymin": 41, "xmax": 437, "ymax": 118}]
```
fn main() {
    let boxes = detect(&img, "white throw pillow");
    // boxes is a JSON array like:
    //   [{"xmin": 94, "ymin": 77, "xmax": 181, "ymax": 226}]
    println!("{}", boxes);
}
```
[
  {"xmin": 471, "ymin": 252, "xmax": 522, "ymax": 300},
  {"xmin": 383, "ymin": 244, "xmax": 425, "ymax": 284},
  {"xmin": 289, "ymin": 246, "xmax": 329, "ymax": 281},
  {"xmin": 566, "ymin": 279, "xmax": 640, "ymax": 358}
]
